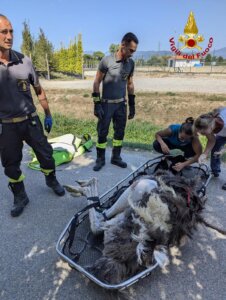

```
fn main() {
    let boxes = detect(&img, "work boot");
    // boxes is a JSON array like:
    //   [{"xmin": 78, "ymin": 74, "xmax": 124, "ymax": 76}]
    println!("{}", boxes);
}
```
[
  {"xmin": 45, "ymin": 171, "xmax": 65, "ymax": 196},
  {"xmin": 212, "ymin": 172, "xmax": 219, "ymax": 178},
  {"xmin": 222, "ymin": 183, "xmax": 226, "ymax": 190},
  {"xmin": 111, "ymin": 146, "xmax": 127, "ymax": 168},
  {"xmin": 93, "ymin": 148, "xmax": 105, "ymax": 171},
  {"xmin": 9, "ymin": 181, "xmax": 29, "ymax": 217}
]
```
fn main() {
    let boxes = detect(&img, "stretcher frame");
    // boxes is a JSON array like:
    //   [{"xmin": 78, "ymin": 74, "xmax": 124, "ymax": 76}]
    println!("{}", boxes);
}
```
[{"xmin": 56, "ymin": 155, "xmax": 212, "ymax": 290}]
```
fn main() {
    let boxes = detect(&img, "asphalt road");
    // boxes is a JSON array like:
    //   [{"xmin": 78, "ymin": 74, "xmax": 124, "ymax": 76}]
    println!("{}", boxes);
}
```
[{"xmin": 0, "ymin": 147, "xmax": 226, "ymax": 300}]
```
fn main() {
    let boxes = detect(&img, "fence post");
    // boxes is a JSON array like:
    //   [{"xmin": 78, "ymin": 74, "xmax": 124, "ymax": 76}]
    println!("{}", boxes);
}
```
[{"xmin": 46, "ymin": 53, "xmax": 50, "ymax": 80}]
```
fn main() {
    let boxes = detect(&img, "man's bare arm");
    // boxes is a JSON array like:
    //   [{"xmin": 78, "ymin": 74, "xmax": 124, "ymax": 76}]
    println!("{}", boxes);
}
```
[
  {"xmin": 93, "ymin": 71, "xmax": 105, "ymax": 93},
  {"xmin": 127, "ymin": 76, "xmax": 134, "ymax": 95},
  {"xmin": 33, "ymin": 85, "xmax": 51, "ymax": 116}
]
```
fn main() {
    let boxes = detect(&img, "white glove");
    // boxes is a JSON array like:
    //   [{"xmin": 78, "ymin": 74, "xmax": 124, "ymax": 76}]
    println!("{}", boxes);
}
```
[{"xmin": 198, "ymin": 154, "xmax": 208, "ymax": 164}]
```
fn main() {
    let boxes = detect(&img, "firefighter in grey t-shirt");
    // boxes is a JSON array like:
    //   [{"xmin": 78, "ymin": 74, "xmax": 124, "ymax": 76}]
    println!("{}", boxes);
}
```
[
  {"xmin": 92, "ymin": 32, "xmax": 138, "ymax": 171},
  {"xmin": 0, "ymin": 15, "xmax": 65, "ymax": 217}
]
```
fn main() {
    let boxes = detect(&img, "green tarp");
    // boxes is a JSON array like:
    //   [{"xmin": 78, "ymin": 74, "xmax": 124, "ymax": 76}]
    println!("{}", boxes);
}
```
[{"xmin": 28, "ymin": 133, "xmax": 93, "ymax": 170}]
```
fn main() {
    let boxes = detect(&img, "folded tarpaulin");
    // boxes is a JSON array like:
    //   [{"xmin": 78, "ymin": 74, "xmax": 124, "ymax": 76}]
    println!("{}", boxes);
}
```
[{"xmin": 28, "ymin": 133, "xmax": 93, "ymax": 170}]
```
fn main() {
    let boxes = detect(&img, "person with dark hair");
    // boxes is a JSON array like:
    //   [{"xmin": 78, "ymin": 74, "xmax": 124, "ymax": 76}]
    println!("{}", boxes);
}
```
[
  {"xmin": 194, "ymin": 107, "xmax": 226, "ymax": 189},
  {"xmin": 121, "ymin": 32, "xmax": 139, "ymax": 44},
  {"xmin": 153, "ymin": 117, "xmax": 202, "ymax": 172},
  {"xmin": 92, "ymin": 32, "xmax": 139, "ymax": 171},
  {"xmin": 0, "ymin": 15, "xmax": 65, "ymax": 217}
]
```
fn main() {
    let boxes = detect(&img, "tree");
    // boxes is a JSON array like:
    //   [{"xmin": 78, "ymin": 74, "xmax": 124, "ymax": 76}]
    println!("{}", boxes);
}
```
[
  {"xmin": 84, "ymin": 54, "xmax": 93, "ymax": 60},
  {"xmin": 135, "ymin": 58, "xmax": 145, "ymax": 66},
  {"xmin": 161, "ymin": 56, "xmax": 171, "ymax": 66},
  {"xmin": 76, "ymin": 33, "xmax": 84, "ymax": 75},
  {"xmin": 147, "ymin": 56, "xmax": 161, "ymax": 66},
  {"xmin": 21, "ymin": 21, "xmax": 33, "ymax": 58},
  {"xmin": 67, "ymin": 38, "xmax": 77, "ymax": 73},
  {"xmin": 33, "ymin": 28, "xmax": 54, "ymax": 72},
  {"xmin": 93, "ymin": 51, "xmax": 104, "ymax": 61},
  {"xmin": 84, "ymin": 54, "xmax": 95, "ymax": 68},
  {"xmin": 54, "ymin": 43, "xmax": 68, "ymax": 72},
  {"xmin": 205, "ymin": 54, "xmax": 212, "ymax": 63},
  {"xmin": 217, "ymin": 56, "xmax": 224, "ymax": 63},
  {"xmin": 109, "ymin": 43, "xmax": 119, "ymax": 54}
]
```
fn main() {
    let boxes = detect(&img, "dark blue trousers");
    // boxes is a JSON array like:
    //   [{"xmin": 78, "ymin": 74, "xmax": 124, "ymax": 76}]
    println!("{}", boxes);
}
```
[{"xmin": 211, "ymin": 135, "xmax": 226, "ymax": 175}]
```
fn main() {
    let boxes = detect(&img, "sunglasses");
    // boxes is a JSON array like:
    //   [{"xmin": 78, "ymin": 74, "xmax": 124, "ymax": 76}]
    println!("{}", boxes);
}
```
[{"xmin": 0, "ymin": 29, "xmax": 14, "ymax": 35}]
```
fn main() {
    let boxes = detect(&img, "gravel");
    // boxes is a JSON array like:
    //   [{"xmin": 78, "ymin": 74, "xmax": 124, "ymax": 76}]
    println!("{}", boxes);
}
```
[{"xmin": 40, "ymin": 74, "xmax": 226, "ymax": 94}]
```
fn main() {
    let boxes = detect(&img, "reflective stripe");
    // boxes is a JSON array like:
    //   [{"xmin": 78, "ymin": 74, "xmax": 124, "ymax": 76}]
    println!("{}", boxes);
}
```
[
  {"xmin": 96, "ymin": 142, "xmax": 107, "ymax": 149},
  {"xmin": 1, "ymin": 112, "xmax": 37, "ymax": 124},
  {"xmin": 41, "ymin": 168, "xmax": 54, "ymax": 175},
  {"xmin": 113, "ymin": 139, "xmax": 123, "ymax": 147},
  {"xmin": 93, "ymin": 97, "xmax": 101, "ymax": 103},
  {"xmin": 9, "ymin": 174, "xmax": 25, "ymax": 183},
  {"xmin": 102, "ymin": 98, "xmax": 125, "ymax": 104}
]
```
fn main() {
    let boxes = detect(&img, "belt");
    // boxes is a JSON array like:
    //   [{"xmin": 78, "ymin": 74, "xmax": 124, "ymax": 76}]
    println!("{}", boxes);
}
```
[
  {"xmin": 1, "ymin": 112, "xmax": 38, "ymax": 124},
  {"xmin": 102, "ymin": 98, "xmax": 125, "ymax": 104}
]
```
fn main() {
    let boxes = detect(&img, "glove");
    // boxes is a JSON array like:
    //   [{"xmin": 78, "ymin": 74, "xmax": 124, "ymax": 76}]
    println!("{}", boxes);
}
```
[
  {"xmin": 92, "ymin": 92, "xmax": 104, "ymax": 120},
  {"xmin": 44, "ymin": 115, "xmax": 52, "ymax": 133},
  {"xmin": 128, "ymin": 94, "xmax": 135, "ymax": 119},
  {"xmin": 198, "ymin": 153, "xmax": 208, "ymax": 164},
  {"xmin": 94, "ymin": 102, "xmax": 104, "ymax": 120}
]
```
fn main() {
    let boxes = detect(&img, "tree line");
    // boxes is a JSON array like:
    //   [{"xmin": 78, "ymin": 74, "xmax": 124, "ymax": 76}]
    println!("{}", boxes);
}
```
[
  {"xmin": 21, "ymin": 22, "xmax": 121, "ymax": 75},
  {"xmin": 135, "ymin": 53, "xmax": 226, "ymax": 67},
  {"xmin": 204, "ymin": 54, "xmax": 225, "ymax": 65},
  {"xmin": 21, "ymin": 21, "xmax": 84, "ymax": 76},
  {"xmin": 22, "ymin": 22, "xmax": 225, "ymax": 75}
]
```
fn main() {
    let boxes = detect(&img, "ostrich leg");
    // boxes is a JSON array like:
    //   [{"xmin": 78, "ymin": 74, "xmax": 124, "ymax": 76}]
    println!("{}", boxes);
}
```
[
  {"xmin": 64, "ymin": 178, "xmax": 158, "ymax": 233},
  {"xmin": 64, "ymin": 178, "xmax": 104, "ymax": 235},
  {"xmin": 105, "ymin": 179, "xmax": 158, "ymax": 219}
]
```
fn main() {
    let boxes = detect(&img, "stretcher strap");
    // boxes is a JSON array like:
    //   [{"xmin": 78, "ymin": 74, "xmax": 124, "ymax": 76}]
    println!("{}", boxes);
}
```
[{"xmin": 63, "ymin": 200, "xmax": 101, "ymax": 260}]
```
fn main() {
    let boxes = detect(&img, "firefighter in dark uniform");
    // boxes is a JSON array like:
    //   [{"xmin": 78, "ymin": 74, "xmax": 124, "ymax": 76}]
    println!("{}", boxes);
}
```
[
  {"xmin": 0, "ymin": 15, "xmax": 65, "ymax": 217},
  {"xmin": 92, "ymin": 32, "xmax": 138, "ymax": 171}
]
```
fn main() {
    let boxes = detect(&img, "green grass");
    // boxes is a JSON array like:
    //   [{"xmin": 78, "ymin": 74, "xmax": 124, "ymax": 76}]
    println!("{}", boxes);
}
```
[
  {"xmin": 83, "ymin": 93, "xmax": 90, "ymax": 98},
  {"xmin": 207, "ymin": 95, "xmax": 226, "ymax": 101},
  {"xmin": 39, "ymin": 113, "xmax": 226, "ymax": 162},
  {"xmin": 39, "ymin": 113, "xmax": 161, "ymax": 149},
  {"xmin": 165, "ymin": 92, "xmax": 177, "ymax": 96},
  {"xmin": 40, "ymin": 113, "xmax": 97, "ymax": 138}
]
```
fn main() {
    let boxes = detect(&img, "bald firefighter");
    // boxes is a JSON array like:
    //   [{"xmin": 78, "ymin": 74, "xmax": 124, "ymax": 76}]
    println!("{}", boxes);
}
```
[{"xmin": 0, "ymin": 14, "xmax": 65, "ymax": 217}]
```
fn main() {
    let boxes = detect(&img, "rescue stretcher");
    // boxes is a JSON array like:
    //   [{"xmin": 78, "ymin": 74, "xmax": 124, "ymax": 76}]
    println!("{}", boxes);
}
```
[{"xmin": 56, "ymin": 155, "xmax": 212, "ymax": 290}]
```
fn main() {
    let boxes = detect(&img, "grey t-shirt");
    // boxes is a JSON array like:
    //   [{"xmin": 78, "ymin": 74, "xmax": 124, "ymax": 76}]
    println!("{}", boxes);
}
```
[
  {"xmin": 98, "ymin": 54, "xmax": 134, "ymax": 100},
  {"xmin": 0, "ymin": 50, "xmax": 39, "ymax": 119}
]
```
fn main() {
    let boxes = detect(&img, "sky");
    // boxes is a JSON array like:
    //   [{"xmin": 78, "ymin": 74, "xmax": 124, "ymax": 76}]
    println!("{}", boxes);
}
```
[{"xmin": 1, "ymin": 0, "xmax": 226, "ymax": 53}]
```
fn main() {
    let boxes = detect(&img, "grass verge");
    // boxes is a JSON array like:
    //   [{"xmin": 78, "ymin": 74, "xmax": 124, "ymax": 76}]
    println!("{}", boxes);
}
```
[
  {"xmin": 39, "ymin": 113, "xmax": 226, "ymax": 162},
  {"xmin": 39, "ymin": 113, "xmax": 160, "ymax": 150}
]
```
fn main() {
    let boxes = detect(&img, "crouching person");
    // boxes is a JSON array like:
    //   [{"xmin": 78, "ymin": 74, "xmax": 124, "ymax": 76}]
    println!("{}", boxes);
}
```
[
  {"xmin": 194, "ymin": 107, "xmax": 226, "ymax": 189},
  {"xmin": 153, "ymin": 117, "xmax": 202, "ymax": 172},
  {"xmin": 0, "ymin": 14, "xmax": 65, "ymax": 217}
]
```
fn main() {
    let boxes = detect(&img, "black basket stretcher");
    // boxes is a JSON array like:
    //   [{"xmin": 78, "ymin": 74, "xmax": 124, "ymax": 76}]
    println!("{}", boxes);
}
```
[{"xmin": 56, "ymin": 155, "xmax": 212, "ymax": 290}]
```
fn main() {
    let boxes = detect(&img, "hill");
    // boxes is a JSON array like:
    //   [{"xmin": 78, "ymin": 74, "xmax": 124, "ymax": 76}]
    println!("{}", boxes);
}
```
[{"xmin": 85, "ymin": 47, "xmax": 226, "ymax": 60}]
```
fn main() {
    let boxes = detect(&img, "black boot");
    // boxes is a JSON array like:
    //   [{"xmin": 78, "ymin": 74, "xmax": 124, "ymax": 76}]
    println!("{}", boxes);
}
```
[
  {"xmin": 9, "ymin": 181, "xmax": 29, "ymax": 217},
  {"xmin": 111, "ymin": 147, "xmax": 127, "ymax": 168},
  {"xmin": 93, "ymin": 148, "xmax": 105, "ymax": 171},
  {"xmin": 45, "ymin": 171, "xmax": 65, "ymax": 196}
]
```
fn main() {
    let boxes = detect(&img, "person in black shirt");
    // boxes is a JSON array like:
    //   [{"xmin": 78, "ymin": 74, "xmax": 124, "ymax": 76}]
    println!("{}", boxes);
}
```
[{"xmin": 0, "ymin": 14, "xmax": 65, "ymax": 217}]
